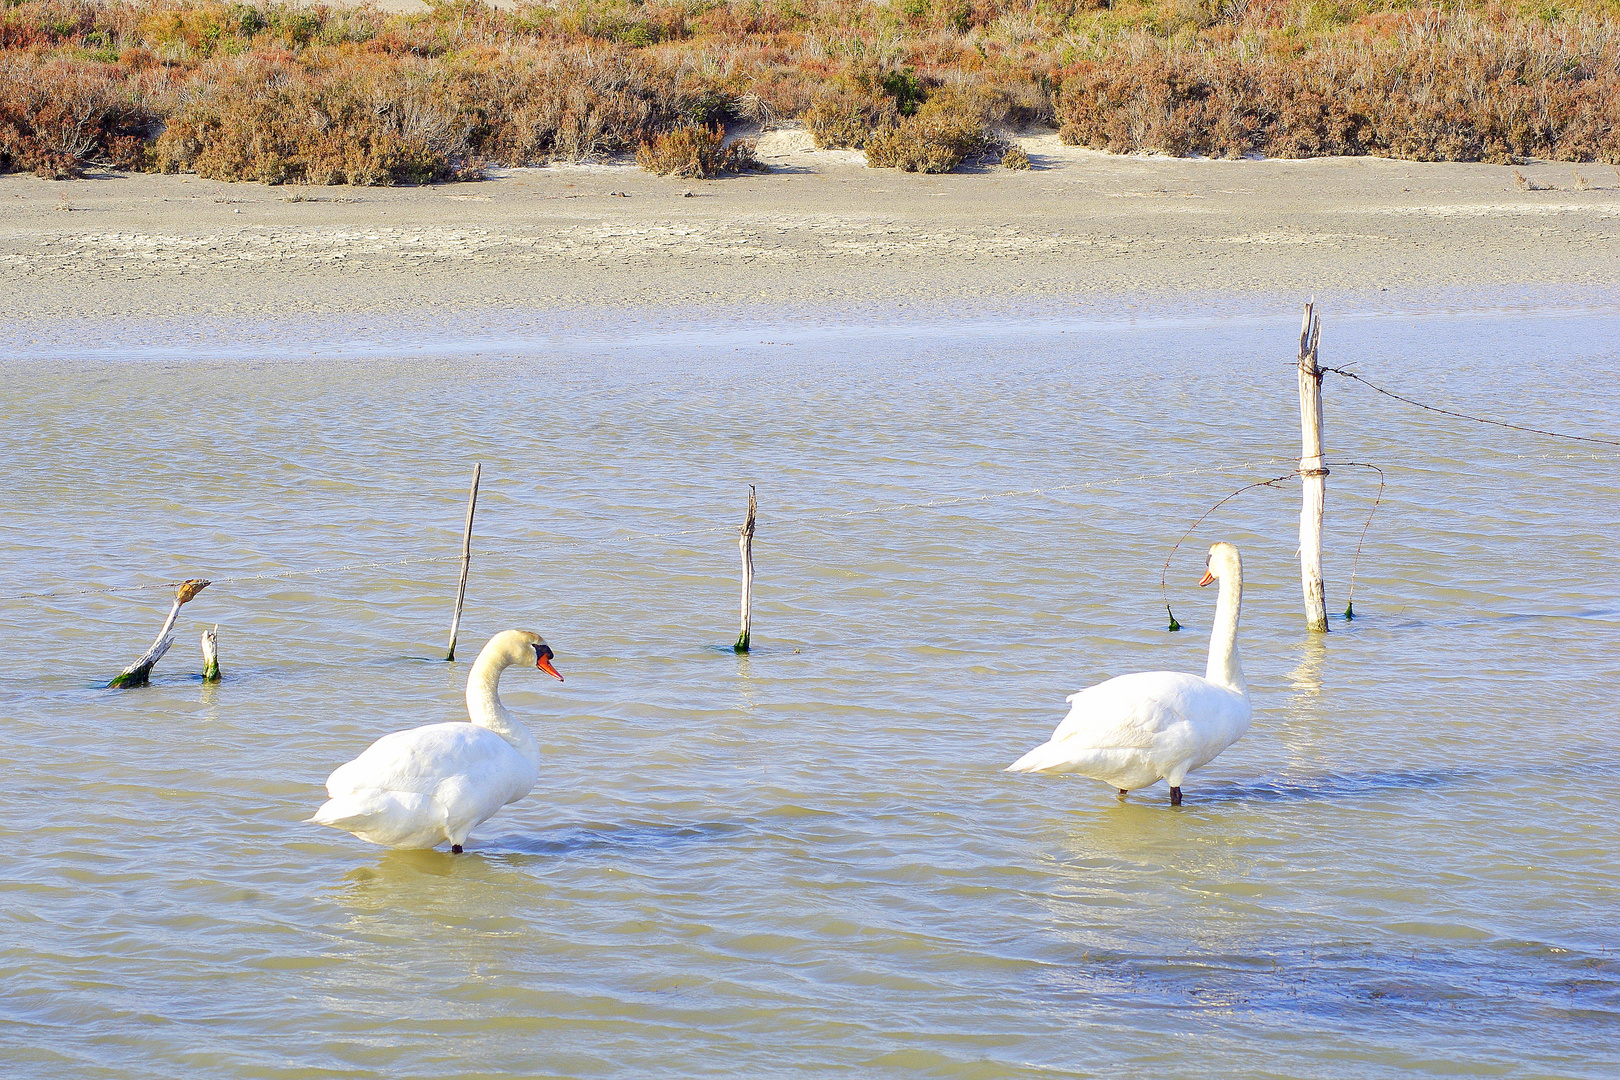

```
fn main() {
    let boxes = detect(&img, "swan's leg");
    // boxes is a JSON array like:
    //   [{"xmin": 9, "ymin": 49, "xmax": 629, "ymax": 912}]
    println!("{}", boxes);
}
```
[
  {"xmin": 1170, "ymin": 786, "xmax": 1183, "ymax": 806},
  {"xmin": 451, "ymin": 844, "xmax": 463, "ymax": 853}
]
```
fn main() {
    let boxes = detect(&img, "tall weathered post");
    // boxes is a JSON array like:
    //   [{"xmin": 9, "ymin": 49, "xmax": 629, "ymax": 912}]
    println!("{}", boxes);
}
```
[
  {"xmin": 446, "ymin": 462, "xmax": 481, "ymax": 661},
  {"xmin": 1297, "ymin": 302, "xmax": 1329, "ymax": 632},
  {"xmin": 735, "ymin": 485, "xmax": 756, "ymax": 653}
]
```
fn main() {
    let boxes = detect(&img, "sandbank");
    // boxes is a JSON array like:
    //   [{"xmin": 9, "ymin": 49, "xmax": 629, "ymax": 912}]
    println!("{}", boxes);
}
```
[{"xmin": 3, "ymin": 130, "xmax": 1617, "ymax": 339}]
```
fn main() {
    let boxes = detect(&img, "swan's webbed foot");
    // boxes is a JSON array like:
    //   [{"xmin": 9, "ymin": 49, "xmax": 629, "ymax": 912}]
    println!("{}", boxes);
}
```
[
  {"xmin": 1170, "ymin": 786, "xmax": 1182, "ymax": 806},
  {"xmin": 451, "ymin": 844, "xmax": 463, "ymax": 853}
]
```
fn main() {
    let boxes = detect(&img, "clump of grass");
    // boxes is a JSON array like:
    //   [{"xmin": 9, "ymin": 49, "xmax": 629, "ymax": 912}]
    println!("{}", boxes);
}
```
[
  {"xmin": 865, "ymin": 92, "xmax": 994, "ymax": 173},
  {"xmin": 1001, "ymin": 142, "xmax": 1031, "ymax": 169},
  {"xmin": 1513, "ymin": 169, "xmax": 1548, "ymax": 191},
  {"xmin": 635, "ymin": 124, "xmax": 761, "ymax": 178}
]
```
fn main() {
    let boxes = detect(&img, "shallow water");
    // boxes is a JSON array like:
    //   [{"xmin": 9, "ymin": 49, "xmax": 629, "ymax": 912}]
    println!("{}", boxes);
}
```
[{"xmin": 2, "ymin": 300, "xmax": 1618, "ymax": 1078}]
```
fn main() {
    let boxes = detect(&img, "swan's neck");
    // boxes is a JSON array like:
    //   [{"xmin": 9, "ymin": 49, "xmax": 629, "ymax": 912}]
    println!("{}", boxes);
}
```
[
  {"xmin": 467, "ymin": 653, "xmax": 539, "ymax": 766},
  {"xmin": 1206, "ymin": 570, "xmax": 1247, "ymax": 696}
]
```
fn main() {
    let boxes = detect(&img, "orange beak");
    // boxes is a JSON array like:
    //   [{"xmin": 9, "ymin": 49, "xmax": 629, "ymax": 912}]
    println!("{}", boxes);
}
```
[
  {"xmin": 537, "ymin": 655, "xmax": 564, "ymax": 681},
  {"xmin": 1198, "ymin": 570, "xmax": 1216, "ymax": 587}
]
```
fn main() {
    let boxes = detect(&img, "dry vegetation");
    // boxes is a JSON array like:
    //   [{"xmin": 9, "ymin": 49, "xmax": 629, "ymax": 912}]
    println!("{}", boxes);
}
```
[
  {"xmin": 635, "ymin": 122, "xmax": 761, "ymax": 175},
  {"xmin": 1, "ymin": 0, "xmax": 1616, "ymax": 183}
]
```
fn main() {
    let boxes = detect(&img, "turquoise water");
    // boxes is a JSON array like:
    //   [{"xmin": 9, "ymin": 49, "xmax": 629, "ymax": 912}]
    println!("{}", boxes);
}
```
[{"xmin": 1, "ymin": 300, "xmax": 1617, "ymax": 1077}]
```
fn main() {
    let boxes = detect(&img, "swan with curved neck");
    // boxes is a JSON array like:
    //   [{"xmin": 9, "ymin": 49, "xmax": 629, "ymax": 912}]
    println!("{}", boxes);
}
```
[
  {"xmin": 310, "ymin": 629, "xmax": 564, "ymax": 851},
  {"xmin": 1007, "ymin": 542, "xmax": 1252, "ymax": 805}
]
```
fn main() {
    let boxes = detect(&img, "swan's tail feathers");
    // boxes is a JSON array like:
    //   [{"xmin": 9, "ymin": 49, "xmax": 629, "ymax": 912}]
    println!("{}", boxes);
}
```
[
  {"xmin": 308, "ymin": 796, "xmax": 377, "ymax": 830},
  {"xmin": 1007, "ymin": 739, "xmax": 1078, "ymax": 774},
  {"xmin": 308, "ymin": 789, "xmax": 446, "ymax": 848}
]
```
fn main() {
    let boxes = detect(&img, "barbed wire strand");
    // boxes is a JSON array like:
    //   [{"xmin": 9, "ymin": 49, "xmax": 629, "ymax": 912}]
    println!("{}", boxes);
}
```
[
  {"xmin": 1321, "ymin": 366, "xmax": 1620, "ymax": 448},
  {"xmin": 0, "ymin": 459, "xmax": 1293, "ymax": 604}
]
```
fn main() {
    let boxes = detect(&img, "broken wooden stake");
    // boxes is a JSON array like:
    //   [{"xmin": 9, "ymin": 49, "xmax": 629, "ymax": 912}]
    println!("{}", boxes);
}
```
[
  {"xmin": 735, "ymin": 484, "xmax": 756, "ymax": 653},
  {"xmin": 108, "ymin": 579, "xmax": 210, "ymax": 688},
  {"xmin": 201, "ymin": 625, "xmax": 220, "ymax": 682},
  {"xmin": 446, "ymin": 462, "xmax": 481, "ymax": 662}
]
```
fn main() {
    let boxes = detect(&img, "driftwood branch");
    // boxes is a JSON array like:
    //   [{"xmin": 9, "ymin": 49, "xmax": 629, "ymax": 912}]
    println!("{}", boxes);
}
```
[{"xmin": 108, "ymin": 579, "xmax": 210, "ymax": 688}]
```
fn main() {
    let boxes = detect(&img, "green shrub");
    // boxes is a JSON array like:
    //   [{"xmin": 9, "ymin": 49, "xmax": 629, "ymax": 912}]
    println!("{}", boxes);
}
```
[
  {"xmin": 865, "ymin": 93, "xmax": 993, "ymax": 172},
  {"xmin": 635, "ymin": 123, "xmax": 762, "ymax": 177},
  {"xmin": 802, "ymin": 90, "xmax": 898, "ymax": 149}
]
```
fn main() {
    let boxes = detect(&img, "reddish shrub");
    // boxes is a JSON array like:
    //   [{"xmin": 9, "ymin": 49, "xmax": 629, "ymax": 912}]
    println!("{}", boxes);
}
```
[{"xmin": 0, "ymin": 56, "xmax": 155, "ymax": 178}]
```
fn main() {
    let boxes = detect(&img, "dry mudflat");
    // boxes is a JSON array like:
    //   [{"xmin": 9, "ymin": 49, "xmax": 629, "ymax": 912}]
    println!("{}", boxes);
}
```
[{"xmin": 3, "ymin": 130, "xmax": 1618, "ymax": 333}]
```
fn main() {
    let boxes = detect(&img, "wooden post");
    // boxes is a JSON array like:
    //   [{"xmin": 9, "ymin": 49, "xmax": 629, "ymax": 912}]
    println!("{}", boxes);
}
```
[
  {"xmin": 734, "ymin": 484, "xmax": 756, "ymax": 653},
  {"xmin": 201, "ymin": 625, "xmax": 220, "ymax": 681},
  {"xmin": 108, "ymin": 579, "xmax": 210, "ymax": 688},
  {"xmin": 446, "ymin": 462, "xmax": 481, "ymax": 662},
  {"xmin": 1297, "ymin": 302, "xmax": 1329, "ymax": 632}
]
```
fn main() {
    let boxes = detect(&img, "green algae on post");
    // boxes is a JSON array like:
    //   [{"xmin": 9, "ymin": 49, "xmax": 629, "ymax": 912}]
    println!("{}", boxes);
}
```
[{"xmin": 1166, "ymin": 604, "xmax": 1181, "ymax": 633}]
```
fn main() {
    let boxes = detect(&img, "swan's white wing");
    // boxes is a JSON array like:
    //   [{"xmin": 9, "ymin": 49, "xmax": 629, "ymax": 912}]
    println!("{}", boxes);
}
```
[
  {"xmin": 325, "ymin": 723, "xmax": 516, "ymax": 800},
  {"xmin": 1007, "ymin": 671, "xmax": 1237, "ymax": 783}
]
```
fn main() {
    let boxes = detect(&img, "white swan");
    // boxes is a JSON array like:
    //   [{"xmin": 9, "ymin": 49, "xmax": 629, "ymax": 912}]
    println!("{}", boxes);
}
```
[
  {"xmin": 1007, "ymin": 542, "xmax": 1252, "ymax": 805},
  {"xmin": 310, "ymin": 629, "xmax": 564, "ymax": 851}
]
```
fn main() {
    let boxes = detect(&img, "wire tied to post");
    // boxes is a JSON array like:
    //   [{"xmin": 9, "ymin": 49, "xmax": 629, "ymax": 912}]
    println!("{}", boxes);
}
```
[
  {"xmin": 1332, "ymin": 462, "xmax": 1386, "ymax": 619},
  {"xmin": 1159, "ymin": 462, "xmax": 1386, "ymax": 630},
  {"xmin": 1160, "ymin": 471, "xmax": 1299, "ymax": 631},
  {"xmin": 1320, "ymin": 366, "xmax": 1620, "ymax": 448}
]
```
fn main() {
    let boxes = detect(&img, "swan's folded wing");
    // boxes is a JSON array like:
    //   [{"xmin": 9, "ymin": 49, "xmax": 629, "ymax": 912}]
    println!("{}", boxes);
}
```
[
  {"xmin": 325, "ymin": 723, "xmax": 510, "ymax": 799},
  {"xmin": 1049, "ymin": 671, "xmax": 1206, "ymax": 746}
]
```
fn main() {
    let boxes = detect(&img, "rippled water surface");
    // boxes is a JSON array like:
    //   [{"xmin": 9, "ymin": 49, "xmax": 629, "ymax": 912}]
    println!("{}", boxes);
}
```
[{"xmin": 2, "ymin": 301, "xmax": 1618, "ymax": 1078}]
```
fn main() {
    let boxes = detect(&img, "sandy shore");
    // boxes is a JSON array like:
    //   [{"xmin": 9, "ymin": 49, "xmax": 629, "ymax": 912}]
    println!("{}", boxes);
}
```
[{"xmin": 4, "ymin": 131, "xmax": 1618, "ymax": 331}]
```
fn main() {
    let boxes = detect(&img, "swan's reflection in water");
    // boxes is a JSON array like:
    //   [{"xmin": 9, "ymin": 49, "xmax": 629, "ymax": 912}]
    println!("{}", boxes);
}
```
[
  {"xmin": 337, "ymin": 846, "xmax": 540, "ymax": 914},
  {"xmin": 330, "ymin": 819, "xmax": 750, "ymax": 920}
]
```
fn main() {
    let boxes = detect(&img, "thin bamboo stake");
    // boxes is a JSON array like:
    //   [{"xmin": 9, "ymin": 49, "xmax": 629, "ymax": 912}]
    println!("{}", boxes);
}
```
[
  {"xmin": 735, "ymin": 484, "xmax": 756, "ymax": 653},
  {"xmin": 446, "ymin": 462, "xmax": 481, "ymax": 662},
  {"xmin": 1297, "ymin": 302, "xmax": 1329, "ymax": 632},
  {"xmin": 108, "ymin": 579, "xmax": 210, "ymax": 688},
  {"xmin": 201, "ymin": 624, "xmax": 220, "ymax": 681}
]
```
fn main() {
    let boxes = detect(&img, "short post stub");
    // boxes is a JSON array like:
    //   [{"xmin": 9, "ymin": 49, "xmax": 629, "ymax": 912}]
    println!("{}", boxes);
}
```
[
  {"xmin": 735, "ymin": 484, "xmax": 757, "ymax": 653},
  {"xmin": 446, "ymin": 462, "xmax": 481, "ymax": 662},
  {"xmin": 1297, "ymin": 302, "xmax": 1329, "ymax": 632},
  {"xmin": 201, "ymin": 624, "xmax": 220, "ymax": 682}
]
